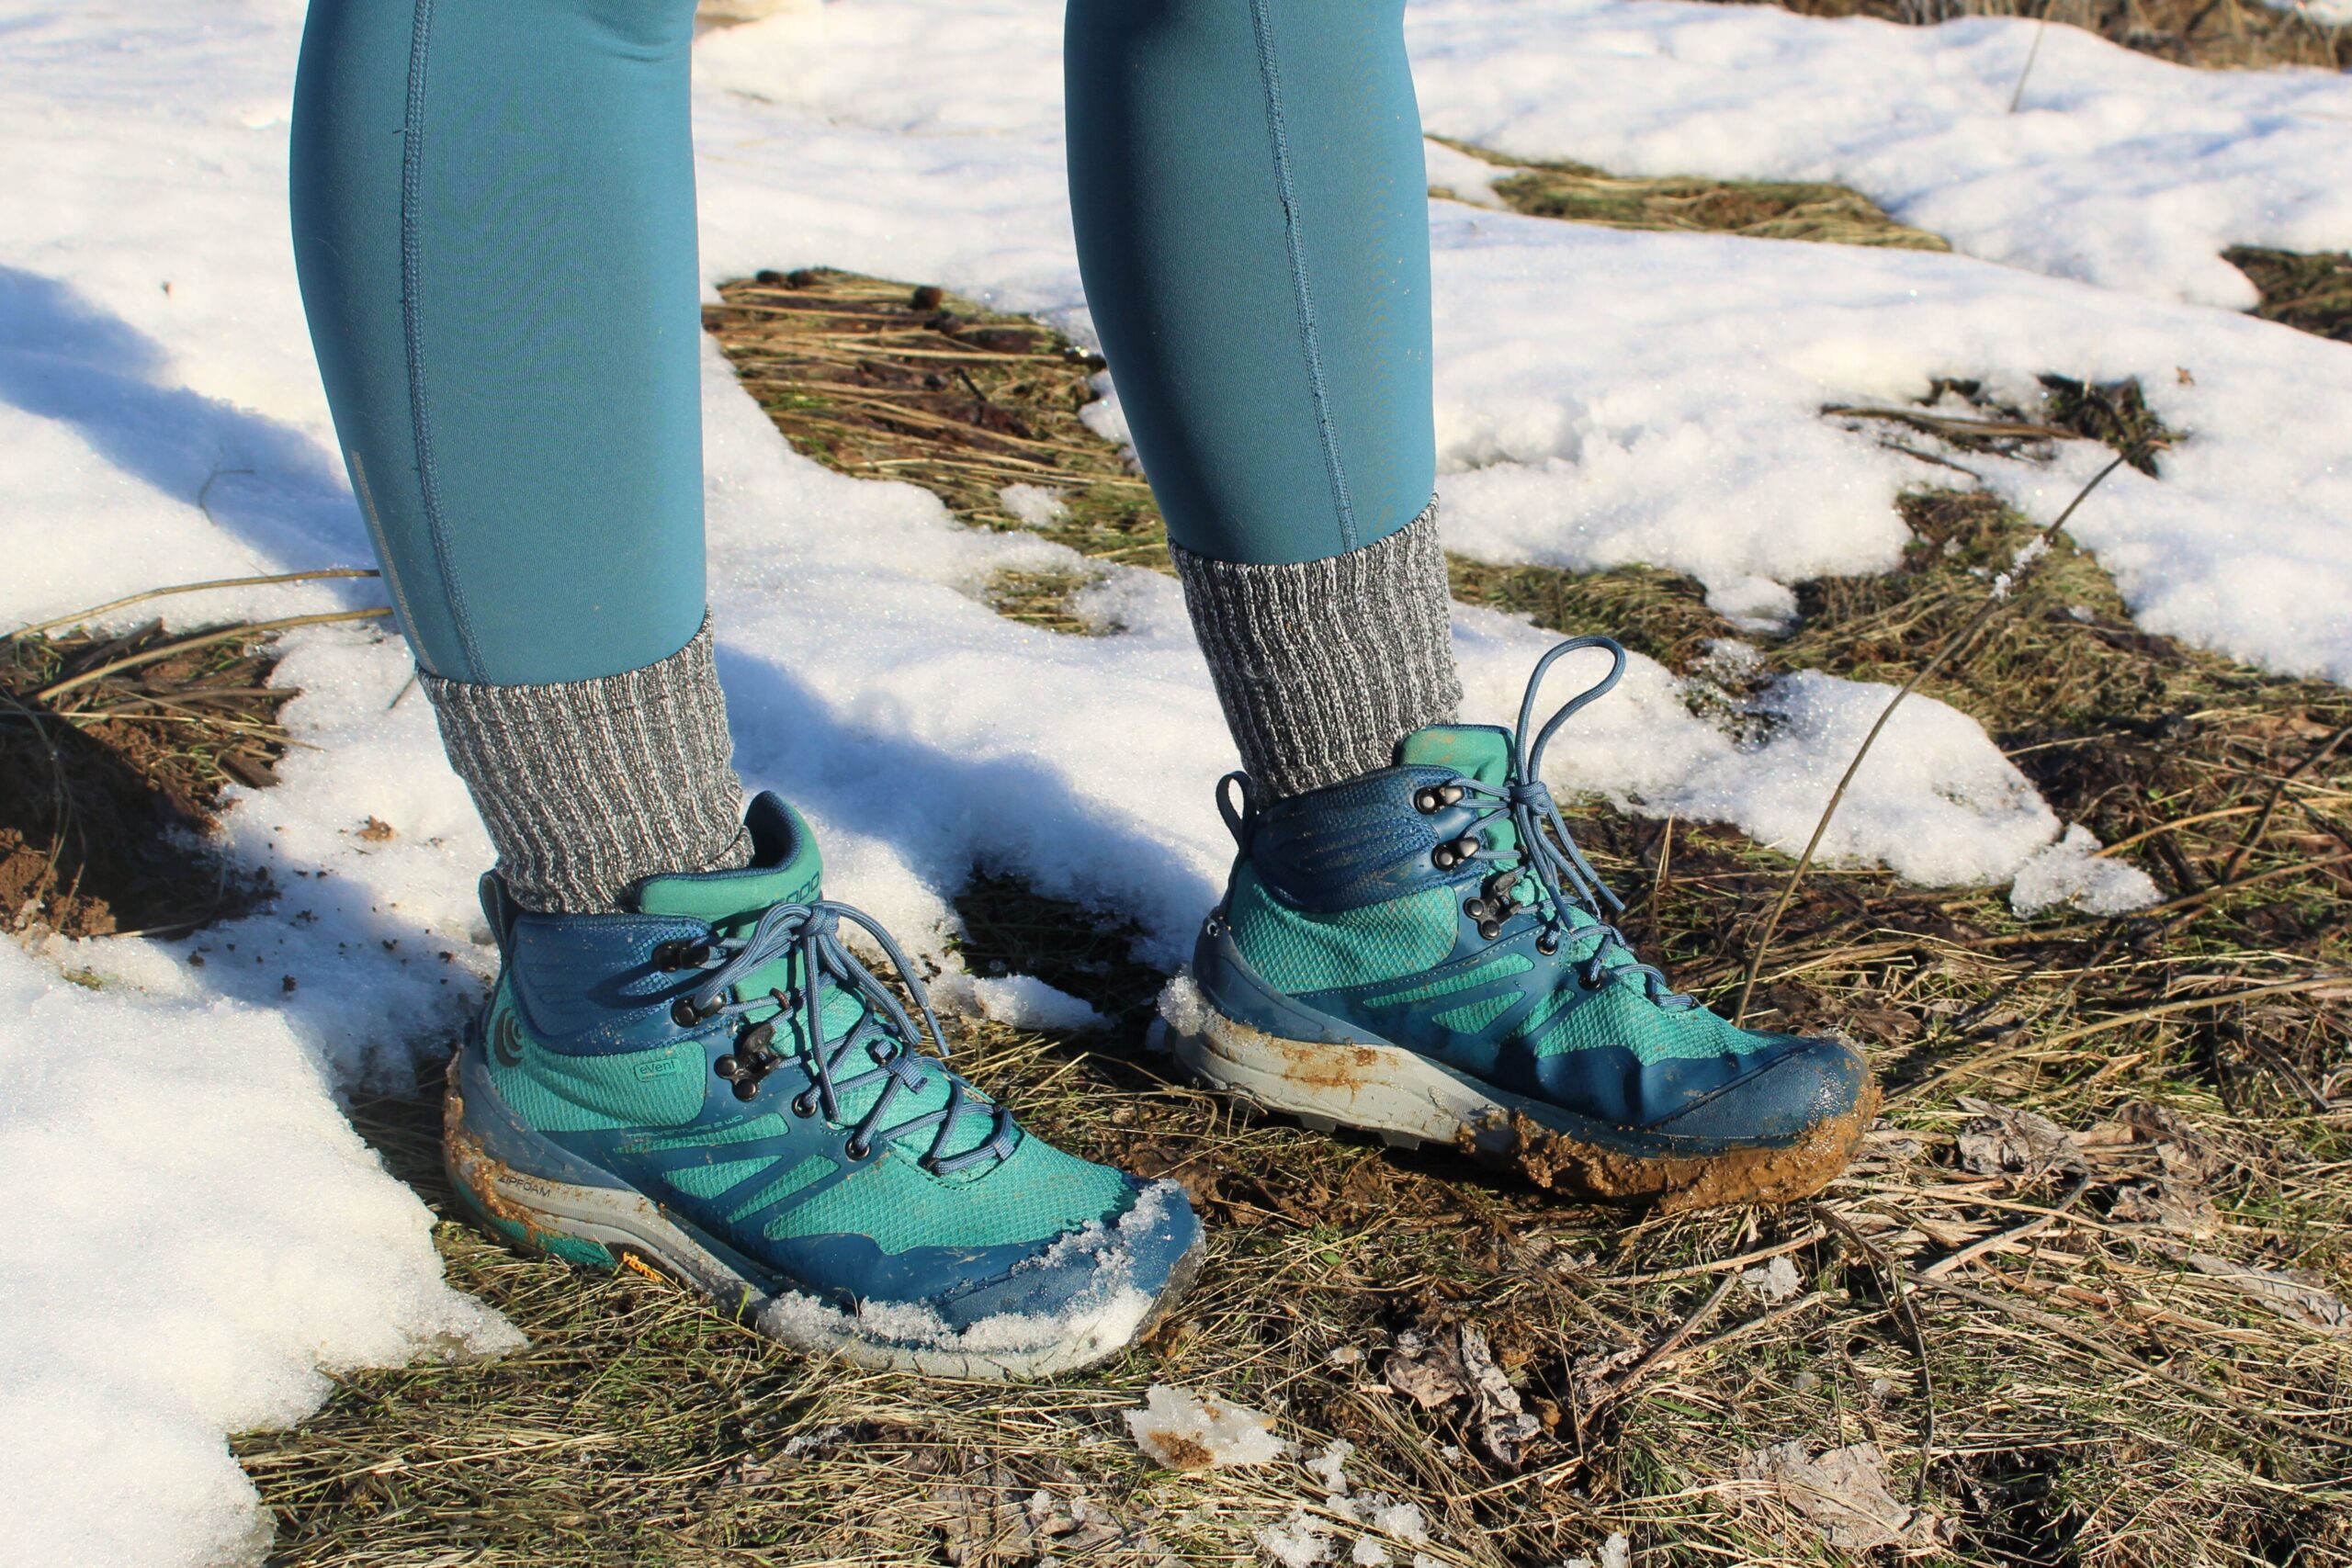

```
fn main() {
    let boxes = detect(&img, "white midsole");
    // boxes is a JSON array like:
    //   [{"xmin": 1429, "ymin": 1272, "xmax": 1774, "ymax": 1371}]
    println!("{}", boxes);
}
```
[{"xmin": 1165, "ymin": 999, "xmax": 1543, "ymax": 1156}]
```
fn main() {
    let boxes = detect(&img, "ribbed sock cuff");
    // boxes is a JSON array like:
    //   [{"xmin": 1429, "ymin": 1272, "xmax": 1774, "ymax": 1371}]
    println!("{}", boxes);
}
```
[
  {"xmin": 421, "ymin": 617, "xmax": 752, "ymax": 914},
  {"xmin": 1172, "ymin": 498, "xmax": 1464, "ymax": 799}
]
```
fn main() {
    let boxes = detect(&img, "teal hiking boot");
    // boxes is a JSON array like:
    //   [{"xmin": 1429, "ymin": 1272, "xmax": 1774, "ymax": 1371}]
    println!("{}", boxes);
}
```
[
  {"xmin": 1169, "ymin": 637, "xmax": 1875, "ymax": 1211},
  {"xmin": 445, "ymin": 793, "xmax": 1203, "ymax": 1378}
]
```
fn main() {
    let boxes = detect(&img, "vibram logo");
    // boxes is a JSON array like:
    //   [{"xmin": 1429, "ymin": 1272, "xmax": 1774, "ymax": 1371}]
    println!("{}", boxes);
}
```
[{"xmin": 491, "ymin": 1007, "xmax": 526, "ymax": 1068}]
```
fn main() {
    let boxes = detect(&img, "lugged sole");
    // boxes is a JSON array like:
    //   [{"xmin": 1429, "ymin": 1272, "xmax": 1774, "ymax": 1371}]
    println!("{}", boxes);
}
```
[
  {"xmin": 1168, "ymin": 1000, "xmax": 1875, "ymax": 1213},
  {"xmin": 442, "ymin": 1051, "xmax": 1202, "ymax": 1381}
]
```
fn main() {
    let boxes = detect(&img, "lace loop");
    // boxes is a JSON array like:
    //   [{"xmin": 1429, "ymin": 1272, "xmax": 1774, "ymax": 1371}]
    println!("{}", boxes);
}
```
[
  {"xmin": 683, "ymin": 899, "xmax": 1017, "ymax": 1174},
  {"xmin": 1450, "ymin": 637, "xmax": 1698, "ymax": 1011}
]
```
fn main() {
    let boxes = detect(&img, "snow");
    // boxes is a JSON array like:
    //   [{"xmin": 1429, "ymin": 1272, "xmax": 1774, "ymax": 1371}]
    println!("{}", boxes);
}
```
[
  {"xmin": 0, "ymin": 0, "xmax": 2332, "ymax": 1557},
  {"xmin": 2010, "ymin": 824, "xmax": 2165, "ymax": 919},
  {"xmin": 1124, "ymin": 1384, "xmax": 1286, "ymax": 1471},
  {"xmin": 0, "ymin": 937, "xmax": 518, "ymax": 1568},
  {"xmin": 1259, "ymin": 1438, "xmax": 1442, "ymax": 1568},
  {"xmin": 758, "ymin": 1180, "xmax": 1177, "ymax": 1359},
  {"xmin": 934, "ymin": 972, "xmax": 1106, "ymax": 1033},
  {"xmin": 1407, "ymin": 0, "xmax": 2352, "ymax": 307}
]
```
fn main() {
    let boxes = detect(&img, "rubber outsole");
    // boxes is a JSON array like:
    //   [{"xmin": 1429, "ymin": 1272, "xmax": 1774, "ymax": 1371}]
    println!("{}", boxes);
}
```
[
  {"xmin": 1167, "ymin": 998, "xmax": 1874, "ymax": 1213},
  {"xmin": 442, "ymin": 1050, "xmax": 1203, "ymax": 1380}
]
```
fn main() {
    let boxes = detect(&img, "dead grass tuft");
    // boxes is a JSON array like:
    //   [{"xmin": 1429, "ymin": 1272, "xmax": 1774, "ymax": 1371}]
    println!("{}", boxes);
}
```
[
  {"xmin": 1723, "ymin": 0, "xmax": 2351, "ymax": 71},
  {"xmin": 1433, "ymin": 137, "xmax": 1950, "ymax": 251},
  {"xmin": 2226, "ymin": 245, "xmax": 2352, "ymax": 344}
]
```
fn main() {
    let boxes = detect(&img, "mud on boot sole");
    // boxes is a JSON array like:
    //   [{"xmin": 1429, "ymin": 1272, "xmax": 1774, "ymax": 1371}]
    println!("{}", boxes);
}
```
[
  {"xmin": 440, "ymin": 1046, "xmax": 1202, "ymax": 1380},
  {"xmin": 1168, "ymin": 1002, "xmax": 1875, "ymax": 1213}
]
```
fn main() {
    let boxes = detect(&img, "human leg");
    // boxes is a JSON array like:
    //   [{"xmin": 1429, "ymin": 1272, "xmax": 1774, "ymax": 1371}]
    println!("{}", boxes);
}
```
[
  {"xmin": 1067, "ymin": 0, "xmax": 1872, "ymax": 1205},
  {"xmin": 290, "ymin": 0, "xmax": 1198, "ymax": 1368}
]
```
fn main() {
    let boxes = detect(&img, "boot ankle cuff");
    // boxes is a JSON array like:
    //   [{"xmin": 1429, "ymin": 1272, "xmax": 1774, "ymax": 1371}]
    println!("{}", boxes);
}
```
[
  {"xmin": 421, "ymin": 616, "xmax": 750, "ymax": 914},
  {"xmin": 1172, "ymin": 498, "xmax": 1463, "ymax": 800}
]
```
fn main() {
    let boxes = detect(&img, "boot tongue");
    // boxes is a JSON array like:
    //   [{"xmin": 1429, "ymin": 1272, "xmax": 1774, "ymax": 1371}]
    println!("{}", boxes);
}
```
[
  {"xmin": 1396, "ymin": 724, "xmax": 1514, "ymax": 786},
  {"xmin": 1397, "ymin": 725, "xmax": 1521, "ymax": 858},
  {"xmin": 632, "ymin": 794, "xmax": 822, "ymax": 1004},
  {"xmin": 632, "ymin": 796, "xmax": 1002, "ymax": 1166}
]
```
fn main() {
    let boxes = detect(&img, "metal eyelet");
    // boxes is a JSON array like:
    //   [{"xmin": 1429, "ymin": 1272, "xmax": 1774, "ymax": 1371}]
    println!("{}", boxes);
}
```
[
  {"xmin": 1413, "ymin": 787, "xmax": 1443, "ymax": 814},
  {"xmin": 652, "ymin": 939, "xmax": 707, "ymax": 972},
  {"xmin": 671, "ymin": 998, "xmax": 705, "ymax": 1028},
  {"xmin": 1431, "ymin": 846, "xmax": 1457, "ymax": 870},
  {"xmin": 1536, "ymin": 933, "xmax": 1561, "ymax": 956},
  {"xmin": 843, "ymin": 1137, "xmax": 874, "ymax": 1162},
  {"xmin": 791, "ymin": 1090, "xmax": 819, "ymax": 1118}
]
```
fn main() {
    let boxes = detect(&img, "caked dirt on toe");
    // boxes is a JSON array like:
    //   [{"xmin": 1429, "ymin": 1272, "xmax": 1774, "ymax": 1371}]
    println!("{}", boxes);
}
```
[{"xmin": 1465, "ymin": 1077, "xmax": 1883, "ymax": 1213}]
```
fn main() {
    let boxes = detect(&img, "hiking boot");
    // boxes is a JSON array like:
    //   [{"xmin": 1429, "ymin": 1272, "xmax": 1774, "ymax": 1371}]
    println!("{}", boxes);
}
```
[
  {"xmin": 1168, "ymin": 637, "xmax": 1876, "ymax": 1211},
  {"xmin": 446, "ymin": 793, "xmax": 1202, "ymax": 1378}
]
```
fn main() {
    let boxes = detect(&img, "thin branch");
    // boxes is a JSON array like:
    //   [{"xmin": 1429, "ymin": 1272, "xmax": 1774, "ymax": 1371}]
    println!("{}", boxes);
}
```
[
  {"xmin": 1732, "ymin": 447, "xmax": 2140, "ymax": 1024},
  {"xmin": 31, "ymin": 609, "xmax": 391, "ymax": 703},
  {"xmin": 6, "ymin": 568, "xmax": 383, "ymax": 643}
]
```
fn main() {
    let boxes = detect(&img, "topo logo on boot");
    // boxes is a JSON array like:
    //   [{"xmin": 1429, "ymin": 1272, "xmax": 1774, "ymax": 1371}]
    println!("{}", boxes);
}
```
[{"xmin": 491, "ymin": 1008, "xmax": 526, "ymax": 1068}]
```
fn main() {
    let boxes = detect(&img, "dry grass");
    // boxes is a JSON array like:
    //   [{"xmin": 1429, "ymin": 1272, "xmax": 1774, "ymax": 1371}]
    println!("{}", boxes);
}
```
[
  {"xmin": 2226, "ymin": 247, "xmax": 2352, "ymax": 344},
  {"xmin": 1720, "ymin": 0, "xmax": 2350, "ymax": 71},
  {"xmin": 1431, "ymin": 138, "xmax": 1950, "ymax": 252},
  {"xmin": 220, "ymin": 272, "xmax": 2352, "ymax": 1566}
]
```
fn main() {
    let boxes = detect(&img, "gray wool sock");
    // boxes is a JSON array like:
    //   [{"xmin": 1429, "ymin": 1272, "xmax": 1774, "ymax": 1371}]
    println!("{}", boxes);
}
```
[
  {"xmin": 1171, "ymin": 498, "xmax": 1464, "ymax": 799},
  {"xmin": 420, "ymin": 617, "xmax": 752, "ymax": 914}
]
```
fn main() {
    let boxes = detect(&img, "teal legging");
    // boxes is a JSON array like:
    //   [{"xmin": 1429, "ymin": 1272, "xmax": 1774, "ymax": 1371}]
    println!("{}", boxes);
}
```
[{"xmin": 290, "ymin": 0, "xmax": 1434, "ymax": 685}]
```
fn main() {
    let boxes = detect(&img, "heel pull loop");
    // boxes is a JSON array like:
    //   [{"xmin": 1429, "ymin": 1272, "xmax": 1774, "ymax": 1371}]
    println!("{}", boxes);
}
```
[{"xmin": 1216, "ymin": 771, "xmax": 1256, "ymax": 850}]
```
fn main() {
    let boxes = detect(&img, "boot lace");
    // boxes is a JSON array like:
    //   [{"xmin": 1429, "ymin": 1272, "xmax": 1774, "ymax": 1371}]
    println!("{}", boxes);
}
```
[
  {"xmin": 665, "ymin": 900, "xmax": 1017, "ymax": 1175},
  {"xmin": 1439, "ymin": 636, "xmax": 1697, "ymax": 1011}
]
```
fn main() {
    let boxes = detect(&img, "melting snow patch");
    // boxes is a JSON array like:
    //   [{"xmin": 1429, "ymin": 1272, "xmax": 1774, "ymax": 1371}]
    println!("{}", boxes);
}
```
[
  {"xmin": 1259, "ymin": 1440, "xmax": 1440, "ymax": 1568},
  {"xmin": 997, "ymin": 482, "xmax": 1069, "ymax": 529},
  {"xmin": 935, "ymin": 971, "xmax": 1104, "ymax": 1033},
  {"xmin": 1560, "ymin": 1535, "xmax": 1634, "ymax": 1568},
  {"xmin": 2009, "ymin": 825, "xmax": 2161, "ymax": 919},
  {"xmin": 1126, "ymin": 1385, "xmax": 1285, "ymax": 1472}
]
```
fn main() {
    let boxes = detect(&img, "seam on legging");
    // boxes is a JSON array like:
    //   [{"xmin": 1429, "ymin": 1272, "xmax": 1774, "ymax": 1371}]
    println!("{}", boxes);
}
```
[
  {"xmin": 1249, "ymin": 0, "xmax": 1359, "ymax": 555},
  {"xmin": 400, "ymin": 0, "xmax": 481, "ymax": 677}
]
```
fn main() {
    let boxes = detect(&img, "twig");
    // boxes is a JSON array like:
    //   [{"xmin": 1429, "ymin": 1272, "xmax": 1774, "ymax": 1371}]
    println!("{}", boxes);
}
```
[
  {"xmin": 6, "ymin": 569, "xmax": 382, "ymax": 643},
  {"xmin": 1919, "ymin": 1171, "xmax": 2092, "ymax": 1280},
  {"xmin": 1907, "ymin": 1273, "xmax": 2352, "ymax": 1452},
  {"xmin": 1603, "ymin": 1218, "xmax": 1757, "ymax": 1403},
  {"xmin": 1732, "ymin": 446, "xmax": 2140, "ymax": 1024},
  {"xmin": 1597, "ymin": 1224, "xmax": 1828, "ymax": 1287},
  {"xmin": 1815, "ymin": 1204, "xmax": 1938, "ymax": 1505},
  {"xmin": 31, "ymin": 609, "xmax": 391, "ymax": 703},
  {"xmin": 2008, "ymin": 17, "xmax": 2051, "ymax": 114}
]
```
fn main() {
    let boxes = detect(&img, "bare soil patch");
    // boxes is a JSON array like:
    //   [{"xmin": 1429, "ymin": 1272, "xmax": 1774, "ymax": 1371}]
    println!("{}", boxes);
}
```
[{"xmin": 0, "ymin": 619, "xmax": 288, "ymax": 937}]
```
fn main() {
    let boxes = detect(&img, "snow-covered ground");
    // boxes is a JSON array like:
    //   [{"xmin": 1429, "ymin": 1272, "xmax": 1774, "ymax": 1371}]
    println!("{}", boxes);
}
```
[{"xmin": 0, "ymin": 0, "xmax": 2342, "ymax": 1560}]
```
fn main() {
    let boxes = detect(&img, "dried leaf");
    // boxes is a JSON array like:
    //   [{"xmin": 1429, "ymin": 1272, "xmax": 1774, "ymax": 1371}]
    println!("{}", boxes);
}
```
[
  {"xmin": 1739, "ymin": 1441, "xmax": 1943, "ymax": 1552},
  {"xmin": 1383, "ymin": 1329, "xmax": 1472, "ymax": 1409},
  {"xmin": 1954, "ymin": 1096, "xmax": 2085, "ymax": 1180},
  {"xmin": 2188, "ymin": 1253, "xmax": 2351, "ymax": 1332},
  {"xmin": 2109, "ymin": 1181, "xmax": 2221, "ymax": 1238},
  {"xmin": 1458, "ymin": 1324, "xmax": 1543, "ymax": 1470}
]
